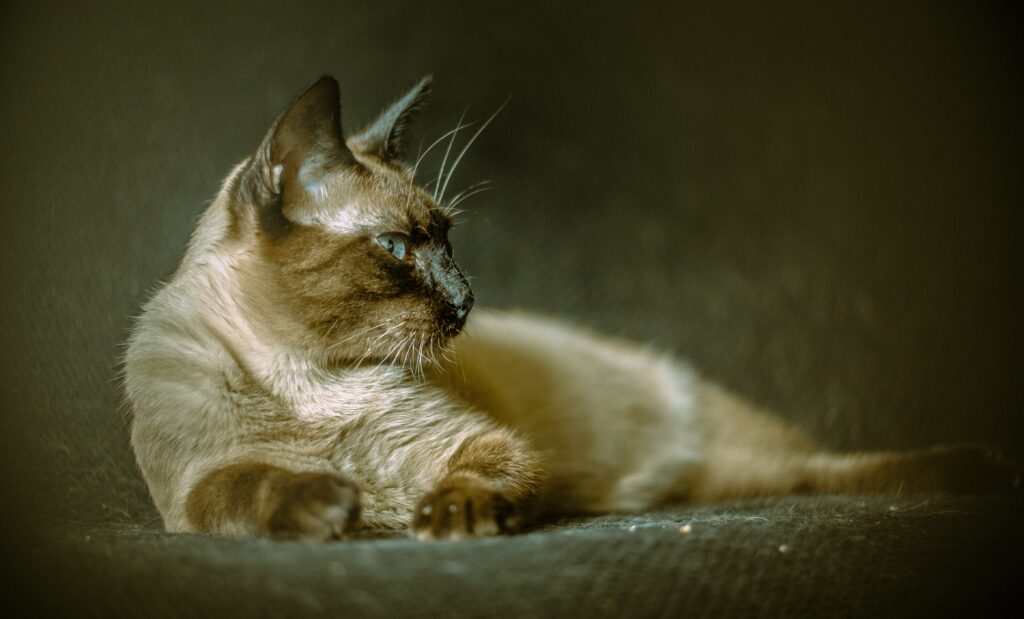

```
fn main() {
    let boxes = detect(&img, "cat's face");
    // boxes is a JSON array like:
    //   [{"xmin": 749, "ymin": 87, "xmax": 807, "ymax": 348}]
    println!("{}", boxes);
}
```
[{"xmin": 231, "ymin": 76, "xmax": 473, "ymax": 368}]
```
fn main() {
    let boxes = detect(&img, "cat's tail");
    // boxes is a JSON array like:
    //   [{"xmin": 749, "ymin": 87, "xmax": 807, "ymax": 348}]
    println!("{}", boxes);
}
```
[
  {"xmin": 688, "ymin": 382, "xmax": 1021, "ymax": 502},
  {"xmin": 800, "ymin": 444, "xmax": 1020, "ymax": 496}
]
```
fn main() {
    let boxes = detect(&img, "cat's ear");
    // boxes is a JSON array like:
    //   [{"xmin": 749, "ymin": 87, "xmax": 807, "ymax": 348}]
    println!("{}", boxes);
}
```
[
  {"xmin": 236, "ymin": 76, "xmax": 357, "ymax": 214},
  {"xmin": 347, "ymin": 75, "xmax": 432, "ymax": 164}
]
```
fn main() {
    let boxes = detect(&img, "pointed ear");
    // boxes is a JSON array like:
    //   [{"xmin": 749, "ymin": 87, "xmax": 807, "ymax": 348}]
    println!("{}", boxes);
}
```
[
  {"xmin": 347, "ymin": 75, "xmax": 432, "ymax": 163},
  {"xmin": 235, "ymin": 76, "xmax": 357, "ymax": 219}
]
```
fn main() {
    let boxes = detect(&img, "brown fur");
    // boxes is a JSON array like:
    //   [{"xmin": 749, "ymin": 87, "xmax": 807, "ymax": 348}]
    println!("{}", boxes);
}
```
[
  {"xmin": 412, "ymin": 472, "xmax": 516, "ymax": 539},
  {"xmin": 447, "ymin": 430, "xmax": 546, "ymax": 500},
  {"xmin": 691, "ymin": 383, "xmax": 1019, "ymax": 501},
  {"xmin": 185, "ymin": 462, "xmax": 360, "ymax": 540},
  {"xmin": 227, "ymin": 78, "xmax": 469, "ymax": 370},
  {"xmin": 408, "ymin": 430, "xmax": 547, "ymax": 538},
  {"xmin": 126, "ymin": 76, "xmax": 1018, "ymax": 547}
]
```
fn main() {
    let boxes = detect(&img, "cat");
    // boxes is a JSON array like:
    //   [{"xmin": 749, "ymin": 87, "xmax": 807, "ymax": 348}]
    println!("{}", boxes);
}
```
[{"xmin": 123, "ymin": 75, "xmax": 1018, "ymax": 541}]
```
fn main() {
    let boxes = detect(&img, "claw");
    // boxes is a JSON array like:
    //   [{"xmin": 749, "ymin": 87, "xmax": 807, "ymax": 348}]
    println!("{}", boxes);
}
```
[{"xmin": 411, "ymin": 475, "xmax": 514, "ymax": 540}]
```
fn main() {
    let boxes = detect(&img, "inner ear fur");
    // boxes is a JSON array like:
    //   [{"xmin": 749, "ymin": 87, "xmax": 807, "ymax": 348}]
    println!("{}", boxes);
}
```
[
  {"xmin": 232, "ymin": 76, "xmax": 358, "ymax": 231},
  {"xmin": 347, "ymin": 75, "xmax": 432, "ymax": 164}
]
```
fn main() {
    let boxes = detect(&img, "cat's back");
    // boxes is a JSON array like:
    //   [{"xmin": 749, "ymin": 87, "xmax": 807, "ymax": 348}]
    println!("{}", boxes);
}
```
[{"xmin": 432, "ymin": 309, "xmax": 705, "ymax": 512}]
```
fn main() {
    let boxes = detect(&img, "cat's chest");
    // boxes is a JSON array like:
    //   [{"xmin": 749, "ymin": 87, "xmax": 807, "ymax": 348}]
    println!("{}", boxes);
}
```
[
  {"xmin": 276, "ymin": 373, "xmax": 459, "ymax": 491},
  {"xmin": 255, "ymin": 363, "xmax": 421, "ymax": 424}
]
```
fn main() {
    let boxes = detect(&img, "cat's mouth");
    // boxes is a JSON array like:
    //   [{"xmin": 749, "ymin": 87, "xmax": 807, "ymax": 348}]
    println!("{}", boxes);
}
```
[
  {"xmin": 400, "ymin": 300, "xmax": 473, "ymax": 372},
  {"xmin": 439, "ymin": 297, "xmax": 474, "ymax": 338}
]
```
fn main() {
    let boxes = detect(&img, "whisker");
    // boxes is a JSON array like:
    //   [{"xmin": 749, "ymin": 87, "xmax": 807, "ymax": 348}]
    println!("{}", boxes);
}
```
[
  {"xmin": 351, "ymin": 319, "xmax": 408, "ymax": 368},
  {"xmin": 445, "ymin": 186, "xmax": 491, "ymax": 213},
  {"xmin": 437, "ymin": 98, "xmax": 508, "ymax": 204},
  {"xmin": 429, "ymin": 334, "xmax": 441, "ymax": 369},
  {"xmin": 324, "ymin": 320, "xmax": 391, "ymax": 356},
  {"xmin": 409, "ymin": 140, "xmax": 424, "ymax": 179},
  {"xmin": 444, "ymin": 180, "xmax": 491, "ymax": 213},
  {"xmin": 434, "ymin": 108, "xmax": 470, "ymax": 201},
  {"xmin": 414, "ymin": 332, "xmax": 426, "ymax": 379},
  {"xmin": 412, "ymin": 120, "xmax": 475, "ymax": 181}
]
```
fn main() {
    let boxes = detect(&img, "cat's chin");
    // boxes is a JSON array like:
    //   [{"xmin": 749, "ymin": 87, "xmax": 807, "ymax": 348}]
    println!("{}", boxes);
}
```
[{"xmin": 324, "ymin": 330, "xmax": 453, "ymax": 373}]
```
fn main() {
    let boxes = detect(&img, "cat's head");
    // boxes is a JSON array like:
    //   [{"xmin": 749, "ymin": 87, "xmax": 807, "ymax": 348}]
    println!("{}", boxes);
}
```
[{"xmin": 227, "ymin": 76, "xmax": 473, "ymax": 369}]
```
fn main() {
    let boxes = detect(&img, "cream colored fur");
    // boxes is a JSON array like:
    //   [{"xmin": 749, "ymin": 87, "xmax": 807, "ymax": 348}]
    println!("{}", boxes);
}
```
[
  {"xmin": 124, "ymin": 163, "xmax": 740, "ymax": 532},
  {"xmin": 125, "ymin": 81, "xmax": 1014, "ymax": 538}
]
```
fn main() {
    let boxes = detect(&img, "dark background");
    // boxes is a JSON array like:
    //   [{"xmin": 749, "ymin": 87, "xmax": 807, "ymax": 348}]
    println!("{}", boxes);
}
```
[{"xmin": 2, "ymin": 1, "xmax": 1022, "ymax": 616}]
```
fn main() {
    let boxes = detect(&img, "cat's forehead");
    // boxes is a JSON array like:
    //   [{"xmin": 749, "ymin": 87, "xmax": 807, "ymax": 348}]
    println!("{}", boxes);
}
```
[{"xmin": 293, "ymin": 167, "xmax": 444, "ymax": 236}]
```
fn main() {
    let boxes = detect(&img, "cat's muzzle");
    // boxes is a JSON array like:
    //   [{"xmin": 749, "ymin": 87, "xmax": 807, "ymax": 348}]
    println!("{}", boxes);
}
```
[{"xmin": 439, "ymin": 293, "xmax": 474, "ymax": 337}]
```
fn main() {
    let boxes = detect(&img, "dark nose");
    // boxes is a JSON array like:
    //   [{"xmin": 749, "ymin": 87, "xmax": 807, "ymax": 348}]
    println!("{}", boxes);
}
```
[
  {"xmin": 454, "ymin": 292, "xmax": 474, "ymax": 321},
  {"xmin": 441, "ymin": 283, "xmax": 473, "ymax": 336},
  {"xmin": 424, "ymin": 245, "xmax": 473, "ymax": 330}
]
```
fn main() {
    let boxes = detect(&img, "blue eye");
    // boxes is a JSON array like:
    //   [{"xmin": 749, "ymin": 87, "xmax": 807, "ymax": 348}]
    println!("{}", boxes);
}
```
[{"xmin": 375, "ymin": 233, "xmax": 408, "ymax": 260}]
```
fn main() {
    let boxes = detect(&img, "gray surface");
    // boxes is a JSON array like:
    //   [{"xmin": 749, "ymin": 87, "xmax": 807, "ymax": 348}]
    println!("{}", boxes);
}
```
[
  {"xmin": 40, "ymin": 496, "xmax": 1024, "ymax": 618},
  {"xmin": 2, "ymin": 1, "xmax": 1022, "ymax": 616}
]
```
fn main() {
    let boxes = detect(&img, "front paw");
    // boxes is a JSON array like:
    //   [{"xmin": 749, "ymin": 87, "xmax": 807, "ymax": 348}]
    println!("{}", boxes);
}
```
[
  {"xmin": 263, "ymin": 472, "xmax": 361, "ymax": 541},
  {"xmin": 412, "ymin": 473, "xmax": 518, "ymax": 541}
]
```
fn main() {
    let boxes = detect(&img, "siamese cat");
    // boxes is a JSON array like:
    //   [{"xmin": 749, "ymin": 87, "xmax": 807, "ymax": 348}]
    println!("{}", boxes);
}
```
[{"xmin": 124, "ymin": 76, "xmax": 1017, "ymax": 541}]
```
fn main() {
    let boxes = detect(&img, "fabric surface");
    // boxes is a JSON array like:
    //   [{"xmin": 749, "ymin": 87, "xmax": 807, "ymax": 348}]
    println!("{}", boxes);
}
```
[
  {"xmin": 38, "ymin": 496, "xmax": 1024, "ymax": 618},
  {"xmin": 2, "ymin": 1, "xmax": 1021, "ymax": 616}
]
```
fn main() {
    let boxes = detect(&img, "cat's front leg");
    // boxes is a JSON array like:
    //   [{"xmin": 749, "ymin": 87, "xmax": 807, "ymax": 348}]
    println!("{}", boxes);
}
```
[
  {"xmin": 412, "ymin": 430, "xmax": 544, "ymax": 540},
  {"xmin": 185, "ymin": 462, "xmax": 361, "ymax": 541}
]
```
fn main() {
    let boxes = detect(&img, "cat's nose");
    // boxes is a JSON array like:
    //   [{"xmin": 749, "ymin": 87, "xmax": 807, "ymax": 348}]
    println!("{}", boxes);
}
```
[
  {"xmin": 441, "ymin": 291, "xmax": 473, "ymax": 335},
  {"xmin": 454, "ymin": 293, "xmax": 474, "ymax": 321}
]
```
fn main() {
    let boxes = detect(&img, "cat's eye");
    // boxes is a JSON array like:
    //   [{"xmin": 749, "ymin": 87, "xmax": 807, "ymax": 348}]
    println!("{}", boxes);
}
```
[{"xmin": 375, "ymin": 233, "xmax": 408, "ymax": 260}]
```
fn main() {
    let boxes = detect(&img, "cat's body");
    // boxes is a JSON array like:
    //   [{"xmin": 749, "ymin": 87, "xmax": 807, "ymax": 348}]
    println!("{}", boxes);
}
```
[{"xmin": 124, "ymin": 76, "xmax": 1016, "ymax": 541}]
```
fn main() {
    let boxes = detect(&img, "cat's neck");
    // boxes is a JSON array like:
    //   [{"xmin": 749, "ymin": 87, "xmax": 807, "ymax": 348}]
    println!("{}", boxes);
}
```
[
  {"xmin": 181, "ymin": 172, "xmax": 415, "ymax": 417},
  {"xmin": 191, "ymin": 248, "xmax": 410, "ymax": 419}
]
